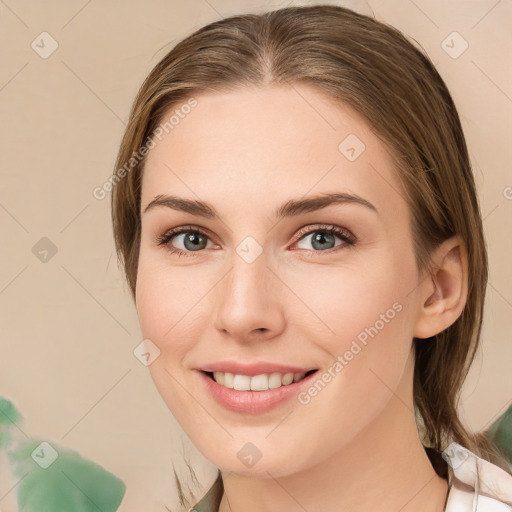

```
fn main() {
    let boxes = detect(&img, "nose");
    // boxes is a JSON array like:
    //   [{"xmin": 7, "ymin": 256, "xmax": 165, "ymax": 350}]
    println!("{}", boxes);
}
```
[{"xmin": 212, "ymin": 251, "xmax": 286, "ymax": 342}]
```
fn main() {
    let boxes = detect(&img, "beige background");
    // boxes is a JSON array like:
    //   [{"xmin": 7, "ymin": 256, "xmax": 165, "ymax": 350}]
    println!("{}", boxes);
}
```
[{"xmin": 0, "ymin": 0, "xmax": 510, "ymax": 510}]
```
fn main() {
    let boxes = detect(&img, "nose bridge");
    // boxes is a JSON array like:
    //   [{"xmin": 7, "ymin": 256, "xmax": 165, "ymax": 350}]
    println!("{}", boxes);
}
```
[{"xmin": 213, "ymin": 245, "xmax": 284, "ymax": 338}]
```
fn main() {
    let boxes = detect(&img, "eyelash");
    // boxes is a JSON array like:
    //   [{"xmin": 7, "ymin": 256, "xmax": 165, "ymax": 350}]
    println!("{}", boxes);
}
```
[{"xmin": 155, "ymin": 223, "xmax": 356, "ymax": 258}]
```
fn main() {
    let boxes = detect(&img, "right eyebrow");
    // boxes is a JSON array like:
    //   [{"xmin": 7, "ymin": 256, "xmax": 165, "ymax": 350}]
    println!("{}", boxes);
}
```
[{"xmin": 143, "ymin": 195, "xmax": 217, "ymax": 218}]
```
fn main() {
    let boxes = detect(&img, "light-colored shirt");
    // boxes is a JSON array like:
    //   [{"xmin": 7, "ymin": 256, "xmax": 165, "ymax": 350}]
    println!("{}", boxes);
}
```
[
  {"xmin": 190, "ymin": 442, "xmax": 512, "ymax": 511},
  {"xmin": 443, "ymin": 442, "xmax": 512, "ymax": 511}
]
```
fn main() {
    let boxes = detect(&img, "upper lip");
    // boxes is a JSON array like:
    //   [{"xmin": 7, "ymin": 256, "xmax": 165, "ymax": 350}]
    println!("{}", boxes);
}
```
[{"xmin": 198, "ymin": 361, "xmax": 318, "ymax": 377}]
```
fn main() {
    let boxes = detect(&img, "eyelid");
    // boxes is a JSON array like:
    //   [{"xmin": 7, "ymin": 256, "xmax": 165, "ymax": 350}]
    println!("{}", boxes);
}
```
[
  {"xmin": 292, "ymin": 223, "xmax": 355, "ymax": 244},
  {"xmin": 154, "ymin": 224, "xmax": 217, "ymax": 247}
]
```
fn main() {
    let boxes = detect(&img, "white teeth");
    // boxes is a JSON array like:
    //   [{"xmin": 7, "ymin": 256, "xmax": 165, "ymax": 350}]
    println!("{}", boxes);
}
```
[
  {"xmin": 223, "ymin": 372, "xmax": 233, "ymax": 388},
  {"xmin": 233, "ymin": 374, "xmax": 251, "ymax": 391},
  {"xmin": 214, "ymin": 371, "xmax": 225, "ymax": 386},
  {"xmin": 282, "ymin": 373, "xmax": 294, "ymax": 385},
  {"xmin": 268, "ymin": 373, "xmax": 283, "ymax": 389},
  {"xmin": 211, "ymin": 371, "xmax": 309, "ymax": 391},
  {"xmin": 250, "ymin": 374, "xmax": 268, "ymax": 391}
]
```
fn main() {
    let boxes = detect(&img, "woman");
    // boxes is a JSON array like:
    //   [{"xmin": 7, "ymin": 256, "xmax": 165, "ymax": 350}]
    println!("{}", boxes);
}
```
[{"xmin": 110, "ymin": 4, "xmax": 512, "ymax": 511}]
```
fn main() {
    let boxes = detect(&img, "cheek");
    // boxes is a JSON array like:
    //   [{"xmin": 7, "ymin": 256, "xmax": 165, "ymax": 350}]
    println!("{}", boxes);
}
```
[
  {"xmin": 135, "ymin": 253, "xmax": 201, "ymax": 358},
  {"xmin": 293, "ymin": 249, "xmax": 415, "ymax": 348},
  {"xmin": 135, "ymin": 255, "xmax": 204, "ymax": 423},
  {"xmin": 285, "ymin": 270, "xmax": 415, "ymax": 458},
  {"xmin": 294, "ymin": 248, "xmax": 417, "ymax": 407}
]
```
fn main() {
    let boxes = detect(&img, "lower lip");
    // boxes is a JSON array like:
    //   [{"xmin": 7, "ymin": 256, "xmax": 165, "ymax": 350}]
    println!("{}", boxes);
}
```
[{"xmin": 197, "ymin": 370, "xmax": 318, "ymax": 414}]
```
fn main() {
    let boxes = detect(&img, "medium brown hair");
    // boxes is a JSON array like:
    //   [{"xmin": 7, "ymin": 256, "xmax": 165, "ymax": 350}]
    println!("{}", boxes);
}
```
[{"xmin": 111, "ymin": 3, "xmax": 510, "ymax": 507}]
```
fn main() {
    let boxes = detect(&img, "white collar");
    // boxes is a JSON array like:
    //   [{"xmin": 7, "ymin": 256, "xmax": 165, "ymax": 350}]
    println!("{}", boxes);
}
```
[{"xmin": 443, "ymin": 442, "xmax": 512, "ymax": 511}]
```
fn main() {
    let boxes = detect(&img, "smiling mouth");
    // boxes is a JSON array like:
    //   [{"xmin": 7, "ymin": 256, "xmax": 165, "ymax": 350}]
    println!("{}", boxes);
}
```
[{"xmin": 203, "ymin": 369, "xmax": 318, "ymax": 391}]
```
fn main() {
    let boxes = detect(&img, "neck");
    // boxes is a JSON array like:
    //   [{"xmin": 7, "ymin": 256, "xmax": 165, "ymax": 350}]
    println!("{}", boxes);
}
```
[{"xmin": 218, "ymin": 351, "xmax": 448, "ymax": 512}]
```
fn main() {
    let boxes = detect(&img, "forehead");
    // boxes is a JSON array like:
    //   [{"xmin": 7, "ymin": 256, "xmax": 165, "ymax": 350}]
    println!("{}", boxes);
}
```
[{"xmin": 141, "ymin": 84, "xmax": 407, "ymax": 221}]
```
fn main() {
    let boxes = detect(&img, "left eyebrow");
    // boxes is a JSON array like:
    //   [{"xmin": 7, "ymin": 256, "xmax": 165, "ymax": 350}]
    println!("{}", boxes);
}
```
[
  {"xmin": 274, "ymin": 192, "xmax": 379, "ymax": 220},
  {"xmin": 142, "ymin": 192, "xmax": 379, "ymax": 219}
]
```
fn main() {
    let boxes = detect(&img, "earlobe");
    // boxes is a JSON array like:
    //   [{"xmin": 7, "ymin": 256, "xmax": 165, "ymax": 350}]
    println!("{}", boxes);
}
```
[{"xmin": 413, "ymin": 237, "xmax": 468, "ymax": 340}]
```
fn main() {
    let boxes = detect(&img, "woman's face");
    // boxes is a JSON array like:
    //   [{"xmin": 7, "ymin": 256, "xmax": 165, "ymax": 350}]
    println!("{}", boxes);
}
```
[{"xmin": 136, "ymin": 84, "xmax": 426, "ymax": 476}]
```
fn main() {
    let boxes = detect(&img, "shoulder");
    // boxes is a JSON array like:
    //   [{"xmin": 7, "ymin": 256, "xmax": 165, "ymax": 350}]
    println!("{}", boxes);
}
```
[{"xmin": 443, "ymin": 442, "xmax": 512, "ymax": 511}]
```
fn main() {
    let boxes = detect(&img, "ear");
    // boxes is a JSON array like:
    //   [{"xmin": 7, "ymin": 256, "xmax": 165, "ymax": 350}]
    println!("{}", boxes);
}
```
[{"xmin": 413, "ymin": 236, "xmax": 468, "ymax": 339}]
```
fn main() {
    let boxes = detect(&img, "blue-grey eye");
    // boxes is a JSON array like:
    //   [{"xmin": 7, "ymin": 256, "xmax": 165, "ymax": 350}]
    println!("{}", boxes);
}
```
[
  {"xmin": 173, "ymin": 232, "xmax": 210, "ymax": 251},
  {"xmin": 296, "ymin": 227, "xmax": 351, "ymax": 251}
]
